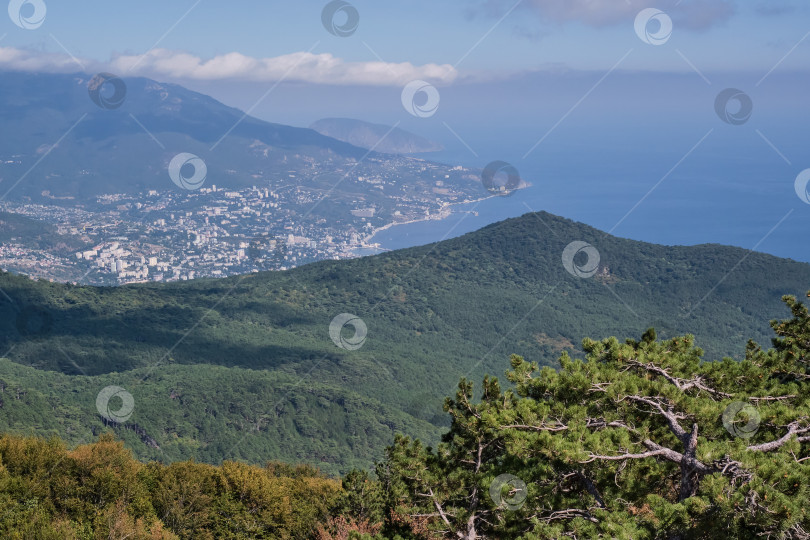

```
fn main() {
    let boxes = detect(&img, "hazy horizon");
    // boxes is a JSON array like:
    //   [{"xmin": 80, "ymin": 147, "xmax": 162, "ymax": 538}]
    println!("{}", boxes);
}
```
[{"xmin": 1, "ymin": 0, "xmax": 809, "ymax": 262}]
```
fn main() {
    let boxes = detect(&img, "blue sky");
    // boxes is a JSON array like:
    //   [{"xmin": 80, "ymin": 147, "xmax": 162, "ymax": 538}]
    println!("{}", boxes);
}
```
[
  {"xmin": 3, "ymin": 0, "xmax": 809, "ymax": 82},
  {"xmin": 2, "ymin": 0, "xmax": 807, "ymax": 131}
]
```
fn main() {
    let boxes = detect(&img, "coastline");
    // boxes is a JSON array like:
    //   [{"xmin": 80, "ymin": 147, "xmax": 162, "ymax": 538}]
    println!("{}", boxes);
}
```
[
  {"xmin": 351, "ymin": 175, "xmax": 532, "ymax": 256},
  {"xmin": 358, "ymin": 192, "xmax": 507, "ymax": 251}
]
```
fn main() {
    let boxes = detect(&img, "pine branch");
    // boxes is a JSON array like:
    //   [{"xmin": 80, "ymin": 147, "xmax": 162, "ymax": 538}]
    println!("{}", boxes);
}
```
[{"xmin": 624, "ymin": 359, "xmax": 732, "ymax": 399}]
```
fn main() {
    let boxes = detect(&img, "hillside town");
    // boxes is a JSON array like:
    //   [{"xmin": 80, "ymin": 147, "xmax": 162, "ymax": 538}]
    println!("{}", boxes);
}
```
[{"xmin": 0, "ymin": 161, "xmax": 484, "ymax": 285}]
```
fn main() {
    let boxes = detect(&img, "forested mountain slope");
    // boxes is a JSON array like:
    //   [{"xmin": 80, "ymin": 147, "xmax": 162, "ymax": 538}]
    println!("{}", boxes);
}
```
[{"xmin": 1, "ymin": 211, "xmax": 808, "ymax": 472}]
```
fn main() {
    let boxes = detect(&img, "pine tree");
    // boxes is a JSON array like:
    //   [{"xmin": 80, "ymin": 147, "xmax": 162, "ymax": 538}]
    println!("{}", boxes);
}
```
[{"xmin": 384, "ymin": 293, "xmax": 810, "ymax": 538}]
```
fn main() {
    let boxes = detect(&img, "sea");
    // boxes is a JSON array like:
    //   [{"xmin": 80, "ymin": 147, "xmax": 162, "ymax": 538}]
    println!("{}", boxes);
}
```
[{"xmin": 368, "ymin": 123, "xmax": 810, "ymax": 263}]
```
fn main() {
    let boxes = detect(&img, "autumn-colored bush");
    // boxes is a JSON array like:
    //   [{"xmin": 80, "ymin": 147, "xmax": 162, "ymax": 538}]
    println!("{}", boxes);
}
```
[{"xmin": 0, "ymin": 433, "xmax": 341, "ymax": 539}]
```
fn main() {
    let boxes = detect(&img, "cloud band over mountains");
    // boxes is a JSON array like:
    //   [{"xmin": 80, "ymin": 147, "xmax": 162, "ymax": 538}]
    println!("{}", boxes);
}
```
[{"xmin": 0, "ymin": 47, "xmax": 458, "ymax": 86}]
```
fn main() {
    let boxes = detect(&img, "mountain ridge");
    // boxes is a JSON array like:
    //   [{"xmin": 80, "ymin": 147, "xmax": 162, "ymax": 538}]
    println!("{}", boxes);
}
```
[
  {"xmin": 1, "ymin": 210, "xmax": 809, "ymax": 473},
  {"xmin": 0, "ymin": 71, "xmax": 467, "ymax": 202}
]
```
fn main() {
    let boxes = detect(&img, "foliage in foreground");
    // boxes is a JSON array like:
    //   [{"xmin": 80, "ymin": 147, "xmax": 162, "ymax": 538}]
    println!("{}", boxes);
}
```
[
  {"xmin": 4, "ymin": 292, "xmax": 810, "ymax": 539},
  {"xmin": 0, "ymin": 433, "xmax": 341, "ymax": 539},
  {"xmin": 356, "ymin": 293, "xmax": 810, "ymax": 539}
]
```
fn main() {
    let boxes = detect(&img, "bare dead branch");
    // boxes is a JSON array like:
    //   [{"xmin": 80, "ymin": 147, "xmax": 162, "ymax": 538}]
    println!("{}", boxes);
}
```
[
  {"xmin": 425, "ymin": 488, "xmax": 463, "ymax": 539},
  {"xmin": 623, "ymin": 359, "xmax": 732, "ymax": 399},
  {"xmin": 582, "ymin": 447, "xmax": 670, "ymax": 463},
  {"xmin": 500, "ymin": 422, "xmax": 569, "ymax": 432},
  {"xmin": 616, "ymin": 395, "xmax": 688, "ymax": 442},
  {"xmin": 747, "ymin": 422, "xmax": 810, "ymax": 453},
  {"xmin": 539, "ymin": 508, "xmax": 599, "ymax": 523},
  {"xmin": 748, "ymin": 395, "xmax": 797, "ymax": 403}
]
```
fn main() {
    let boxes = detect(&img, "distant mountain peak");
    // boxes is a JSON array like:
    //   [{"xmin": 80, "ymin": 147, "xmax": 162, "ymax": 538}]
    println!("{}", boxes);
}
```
[
  {"xmin": 310, "ymin": 117, "xmax": 444, "ymax": 154},
  {"xmin": 0, "ymin": 71, "xmax": 375, "ymax": 200}
]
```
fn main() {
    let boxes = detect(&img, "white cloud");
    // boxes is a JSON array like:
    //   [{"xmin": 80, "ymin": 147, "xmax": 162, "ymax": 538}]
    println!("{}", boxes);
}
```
[
  {"xmin": 0, "ymin": 47, "xmax": 458, "ymax": 87},
  {"xmin": 0, "ymin": 47, "xmax": 86, "ymax": 72}
]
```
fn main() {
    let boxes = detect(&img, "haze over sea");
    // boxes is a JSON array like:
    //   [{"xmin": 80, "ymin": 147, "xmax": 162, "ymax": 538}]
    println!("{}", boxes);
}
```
[
  {"xmin": 360, "ymin": 71, "xmax": 810, "ymax": 262},
  {"xmin": 198, "ymin": 65, "xmax": 810, "ymax": 263}
]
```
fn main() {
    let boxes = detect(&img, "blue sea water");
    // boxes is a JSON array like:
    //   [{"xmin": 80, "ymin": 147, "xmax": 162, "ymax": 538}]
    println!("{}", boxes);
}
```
[{"xmin": 371, "ymin": 123, "xmax": 810, "ymax": 263}]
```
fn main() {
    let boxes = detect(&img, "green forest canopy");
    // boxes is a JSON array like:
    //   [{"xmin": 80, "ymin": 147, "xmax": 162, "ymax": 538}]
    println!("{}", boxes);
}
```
[
  {"xmin": 2, "ymin": 212, "xmax": 810, "ymax": 474},
  {"xmin": 2, "ymin": 291, "xmax": 810, "ymax": 539}
]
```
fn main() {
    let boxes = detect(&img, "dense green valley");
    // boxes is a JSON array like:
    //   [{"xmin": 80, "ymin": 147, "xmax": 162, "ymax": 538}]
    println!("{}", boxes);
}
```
[
  {"xmin": 2, "ymin": 291, "xmax": 810, "ymax": 538},
  {"xmin": 2, "ymin": 212, "xmax": 810, "ymax": 474}
]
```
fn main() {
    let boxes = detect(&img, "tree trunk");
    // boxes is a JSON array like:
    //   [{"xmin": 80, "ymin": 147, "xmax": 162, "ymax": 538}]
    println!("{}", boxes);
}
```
[
  {"xmin": 679, "ymin": 423, "xmax": 701, "ymax": 501},
  {"xmin": 463, "ymin": 487, "xmax": 479, "ymax": 539}
]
